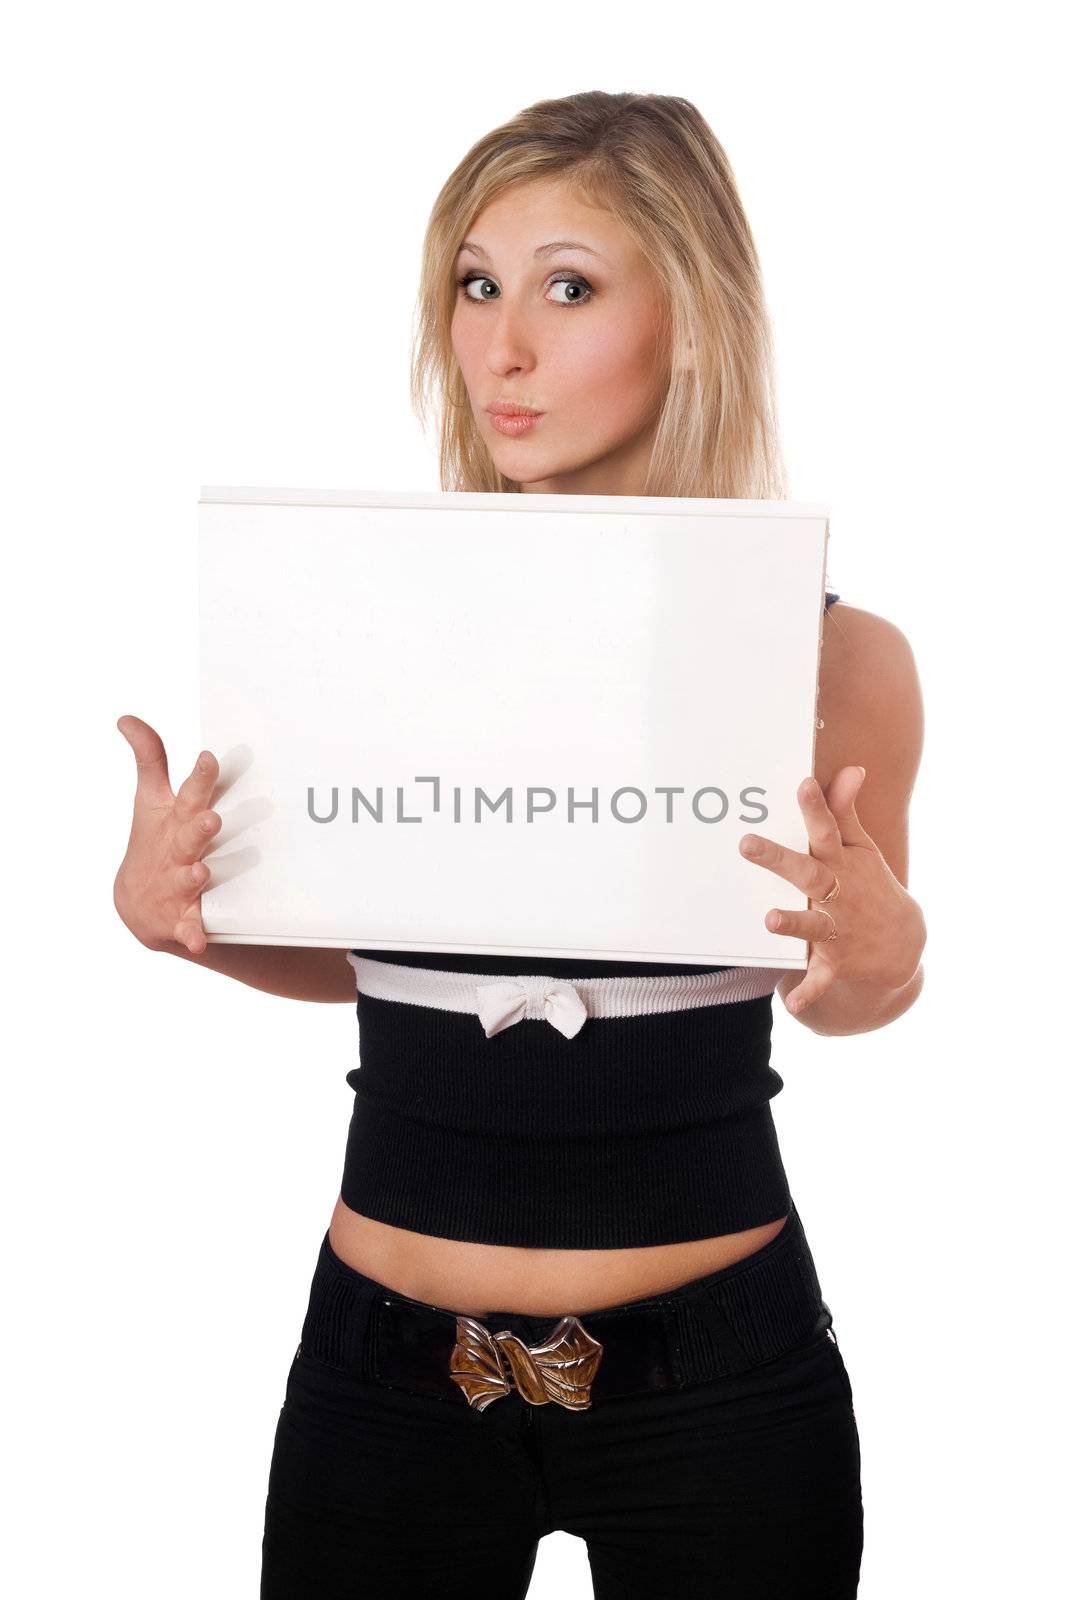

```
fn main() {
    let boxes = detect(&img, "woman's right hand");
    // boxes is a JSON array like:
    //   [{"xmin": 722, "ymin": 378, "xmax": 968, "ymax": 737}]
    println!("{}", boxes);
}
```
[{"xmin": 113, "ymin": 715, "xmax": 222, "ymax": 955}]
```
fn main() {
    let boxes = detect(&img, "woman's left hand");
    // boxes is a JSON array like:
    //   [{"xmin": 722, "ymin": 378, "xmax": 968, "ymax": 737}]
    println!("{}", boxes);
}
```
[{"xmin": 738, "ymin": 766, "xmax": 926, "ymax": 1016}]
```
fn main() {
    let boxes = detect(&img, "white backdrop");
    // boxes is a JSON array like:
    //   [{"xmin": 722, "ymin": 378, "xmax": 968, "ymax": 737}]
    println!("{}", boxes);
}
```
[{"xmin": 3, "ymin": 2, "xmax": 1063, "ymax": 1594}]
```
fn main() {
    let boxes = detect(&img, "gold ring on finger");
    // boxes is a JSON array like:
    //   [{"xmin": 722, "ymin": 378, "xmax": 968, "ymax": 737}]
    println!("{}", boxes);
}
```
[{"xmin": 817, "ymin": 873, "xmax": 841, "ymax": 905}]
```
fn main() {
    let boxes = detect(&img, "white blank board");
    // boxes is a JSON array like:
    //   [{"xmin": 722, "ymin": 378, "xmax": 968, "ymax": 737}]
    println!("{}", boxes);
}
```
[{"xmin": 198, "ymin": 487, "xmax": 832, "ymax": 968}]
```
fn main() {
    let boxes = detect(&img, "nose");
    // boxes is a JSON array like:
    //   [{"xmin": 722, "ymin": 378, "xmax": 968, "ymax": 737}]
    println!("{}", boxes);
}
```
[{"xmin": 483, "ymin": 306, "xmax": 537, "ymax": 377}]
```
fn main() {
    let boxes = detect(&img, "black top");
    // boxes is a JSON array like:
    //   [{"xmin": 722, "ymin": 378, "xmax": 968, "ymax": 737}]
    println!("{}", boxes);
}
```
[{"xmin": 338, "ymin": 589, "xmax": 842, "ymax": 1248}]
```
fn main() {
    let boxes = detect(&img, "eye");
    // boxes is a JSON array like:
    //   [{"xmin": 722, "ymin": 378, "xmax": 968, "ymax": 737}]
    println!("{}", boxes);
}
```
[
  {"xmin": 454, "ymin": 271, "xmax": 594, "ymax": 307},
  {"xmin": 546, "ymin": 275, "xmax": 593, "ymax": 306},
  {"xmin": 456, "ymin": 273, "xmax": 499, "ymax": 302}
]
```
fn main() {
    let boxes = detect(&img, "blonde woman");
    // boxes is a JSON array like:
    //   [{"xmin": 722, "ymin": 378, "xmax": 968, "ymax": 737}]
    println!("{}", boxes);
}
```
[{"xmin": 115, "ymin": 90, "xmax": 926, "ymax": 1599}]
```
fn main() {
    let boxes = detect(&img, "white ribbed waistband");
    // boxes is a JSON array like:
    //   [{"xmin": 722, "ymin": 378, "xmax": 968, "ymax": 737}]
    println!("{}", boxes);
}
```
[{"xmin": 346, "ymin": 953, "xmax": 790, "ymax": 1041}]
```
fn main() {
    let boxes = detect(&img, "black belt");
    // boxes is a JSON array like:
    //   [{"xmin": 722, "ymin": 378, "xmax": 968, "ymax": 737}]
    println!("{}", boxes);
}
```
[{"xmin": 298, "ymin": 1202, "xmax": 833, "ymax": 1412}]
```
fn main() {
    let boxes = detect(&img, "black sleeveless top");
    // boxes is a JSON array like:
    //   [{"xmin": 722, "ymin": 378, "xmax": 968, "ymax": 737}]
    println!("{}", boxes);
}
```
[{"xmin": 339, "ymin": 593, "xmax": 842, "ymax": 1248}]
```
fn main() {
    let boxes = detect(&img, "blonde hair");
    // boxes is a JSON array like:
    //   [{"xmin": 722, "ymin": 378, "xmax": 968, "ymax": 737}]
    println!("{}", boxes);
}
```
[{"xmin": 410, "ymin": 89, "xmax": 790, "ymax": 501}]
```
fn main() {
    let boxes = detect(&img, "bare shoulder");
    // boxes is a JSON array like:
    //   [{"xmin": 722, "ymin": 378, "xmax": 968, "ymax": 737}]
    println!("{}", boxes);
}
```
[
  {"xmin": 815, "ymin": 602, "xmax": 925, "ymax": 887},
  {"xmin": 818, "ymin": 602, "xmax": 922, "ymax": 709}
]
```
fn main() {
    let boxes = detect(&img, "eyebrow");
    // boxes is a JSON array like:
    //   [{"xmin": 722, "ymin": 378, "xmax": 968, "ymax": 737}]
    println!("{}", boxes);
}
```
[{"xmin": 457, "ymin": 238, "xmax": 606, "ymax": 263}]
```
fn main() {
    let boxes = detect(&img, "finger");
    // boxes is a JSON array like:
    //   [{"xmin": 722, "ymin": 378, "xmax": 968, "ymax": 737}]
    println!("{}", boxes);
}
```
[
  {"xmin": 796, "ymin": 776, "xmax": 844, "ymax": 856},
  {"xmin": 739, "ymin": 831, "xmax": 833, "ymax": 898},
  {"xmin": 177, "ymin": 860, "xmax": 211, "ymax": 896},
  {"xmin": 827, "ymin": 765, "xmax": 876, "ymax": 849},
  {"xmin": 174, "ymin": 748, "xmax": 220, "ymax": 823},
  {"xmin": 173, "ymin": 808, "xmax": 221, "ymax": 864},
  {"xmin": 173, "ymin": 912, "xmax": 208, "ymax": 956},
  {"xmin": 766, "ymin": 906, "xmax": 839, "ymax": 942},
  {"xmin": 117, "ymin": 715, "xmax": 173, "ymax": 808},
  {"xmin": 785, "ymin": 961, "xmax": 836, "ymax": 1016}
]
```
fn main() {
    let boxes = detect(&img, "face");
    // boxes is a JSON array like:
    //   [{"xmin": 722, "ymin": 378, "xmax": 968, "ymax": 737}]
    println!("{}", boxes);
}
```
[{"xmin": 450, "ymin": 177, "xmax": 672, "ymax": 496}]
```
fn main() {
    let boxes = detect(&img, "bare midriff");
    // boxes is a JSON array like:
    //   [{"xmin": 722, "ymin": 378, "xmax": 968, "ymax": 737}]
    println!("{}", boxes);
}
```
[{"xmin": 328, "ymin": 1195, "xmax": 788, "ymax": 1317}]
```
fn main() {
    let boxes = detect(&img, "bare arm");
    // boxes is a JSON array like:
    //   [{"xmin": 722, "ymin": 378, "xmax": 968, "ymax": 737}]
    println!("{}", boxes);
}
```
[
  {"xmin": 775, "ymin": 605, "xmax": 927, "ymax": 1035},
  {"xmin": 114, "ymin": 715, "xmax": 357, "ymax": 1003},
  {"xmin": 161, "ymin": 937, "xmax": 358, "ymax": 1003}
]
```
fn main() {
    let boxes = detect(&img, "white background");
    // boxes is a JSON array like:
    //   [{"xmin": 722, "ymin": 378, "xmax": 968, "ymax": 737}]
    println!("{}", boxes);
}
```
[{"xmin": 3, "ymin": 3, "xmax": 1063, "ymax": 1594}]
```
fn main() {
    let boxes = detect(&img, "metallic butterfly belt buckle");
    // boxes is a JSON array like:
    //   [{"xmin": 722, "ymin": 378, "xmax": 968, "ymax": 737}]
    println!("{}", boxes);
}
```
[{"xmin": 449, "ymin": 1312, "xmax": 604, "ymax": 1411}]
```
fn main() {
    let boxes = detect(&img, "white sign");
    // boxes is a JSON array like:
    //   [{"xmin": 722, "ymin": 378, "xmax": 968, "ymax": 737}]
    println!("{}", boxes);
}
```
[{"xmin": 198, "ymin": 486, "xmax": 832, "ymax": 968}]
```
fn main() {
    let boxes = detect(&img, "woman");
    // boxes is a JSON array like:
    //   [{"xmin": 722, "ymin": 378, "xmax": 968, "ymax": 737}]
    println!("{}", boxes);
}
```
[{"xmin": 115, "ymin": 91, "xmax": 926, "ymax": 1598}]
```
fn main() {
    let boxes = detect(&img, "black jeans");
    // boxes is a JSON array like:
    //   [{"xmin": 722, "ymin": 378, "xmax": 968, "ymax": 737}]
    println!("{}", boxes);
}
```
[{"xmin": 261, "ymin": 1206, "xmax": 863, "ymax": 1598}]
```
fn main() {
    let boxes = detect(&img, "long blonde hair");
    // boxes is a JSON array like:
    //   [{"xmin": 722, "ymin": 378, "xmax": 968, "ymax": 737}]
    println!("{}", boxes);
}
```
[{"xmin": 410, "ymin": 90, "xmax": 790, "ymax": 501}]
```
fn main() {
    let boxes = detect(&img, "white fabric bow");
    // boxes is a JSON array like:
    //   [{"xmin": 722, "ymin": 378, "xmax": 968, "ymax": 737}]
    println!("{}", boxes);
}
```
[{"xmin": 474, "ymin": 976, "xmax": 589, "ymax": 1039}]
